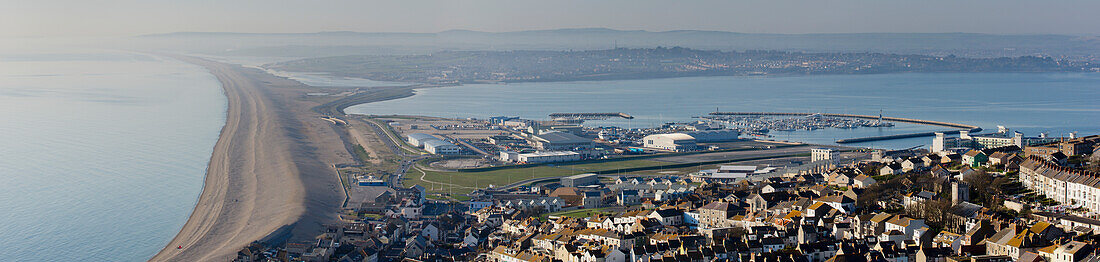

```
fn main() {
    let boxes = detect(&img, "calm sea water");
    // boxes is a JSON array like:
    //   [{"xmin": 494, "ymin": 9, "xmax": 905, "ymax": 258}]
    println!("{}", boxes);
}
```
[
  {"xmin": 0, "ymin": 50, "xmax": 225, "ymax": 261},
  {"xmin": 346, "ymin": 73, "xmax": 1100, "ymax": 149}
]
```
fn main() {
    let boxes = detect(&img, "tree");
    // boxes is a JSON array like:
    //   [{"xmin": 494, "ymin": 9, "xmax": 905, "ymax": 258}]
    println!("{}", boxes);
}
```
[
  {"xmin": 516, "ymin": 206, "xmax": 547, "ymax": 219},
  {"xmin": 991, "ymin": 177, "xmax": 1012, "ymax": 196},
  {"xmin": 856, "ymin": 175, "xmax": 911, "ymax": 213},
  {"xmin": 857, "ymin": 189, "xmax": 882, "ymax": 212},
  {"xmin": 907, "ymin": 196, "xmax": 953, "ymax": 229},
  {"xmin": 964, "ymin": 170, "xmax": 999, "ymax": 207},
  {"xmin": 1087, "ymin": 151, "xmax": 1100, "ymax": 173}
]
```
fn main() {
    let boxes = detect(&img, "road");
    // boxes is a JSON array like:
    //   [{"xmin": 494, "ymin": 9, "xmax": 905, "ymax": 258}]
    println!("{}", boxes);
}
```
[{"xmin": 360, "ymin": 116, "xmax": 424, "ymax": 187}]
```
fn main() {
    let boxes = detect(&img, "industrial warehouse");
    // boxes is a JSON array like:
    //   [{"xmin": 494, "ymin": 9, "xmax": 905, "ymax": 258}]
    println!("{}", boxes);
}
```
[
  {"xmin": 395, "ymin": 114, "xmax": 755, "ymax": 168},
  {"xmin": 642, "ymin": 130, "xmax": 741, "ymax": 152},
  {"xmin": 406, "ymin": 133, "xmax": 462, "ymax": 155},
  {"xmin": 390, "ymin": 113, "xmax": 878, "ymax": 171}
]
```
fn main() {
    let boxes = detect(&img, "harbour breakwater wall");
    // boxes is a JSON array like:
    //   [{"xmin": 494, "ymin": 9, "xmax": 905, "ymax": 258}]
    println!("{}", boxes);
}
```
[{"xmin": 834, "ymin": 128, "xmax": 981, "ymax": 144}]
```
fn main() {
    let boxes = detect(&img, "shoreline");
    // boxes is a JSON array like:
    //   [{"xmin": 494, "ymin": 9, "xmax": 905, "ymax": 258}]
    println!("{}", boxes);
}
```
[{"xmin": 151, "ymin": 56, "xmax": 347, "ymax": 261}]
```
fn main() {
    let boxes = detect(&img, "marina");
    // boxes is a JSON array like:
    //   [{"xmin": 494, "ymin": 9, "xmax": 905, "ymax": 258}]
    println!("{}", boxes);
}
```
[
  {"xmin": 701, "ymin": 113, "xmax": 894, "ymax": 134},
  {"xmin": 699, "ymin": 111, "xmax": 983, "ymax": 144},
  {"xmin": 549, "ymin": 112, "xmax": 635, "ymax": 123},
  {"xmin": 708, "ymin": 112, "xmax": 979, "ymax": 129}
]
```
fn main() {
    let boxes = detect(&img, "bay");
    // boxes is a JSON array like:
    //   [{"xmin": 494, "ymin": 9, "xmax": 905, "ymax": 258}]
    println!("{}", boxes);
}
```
[{"xmin": 346, "ymin": 73, "xmax": 1100, "ymax": 149}]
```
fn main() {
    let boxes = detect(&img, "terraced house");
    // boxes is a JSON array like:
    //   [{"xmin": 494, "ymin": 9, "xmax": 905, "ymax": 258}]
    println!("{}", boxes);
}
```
[{"xmin": 1019, "ymin": 156, "xmax": 1100, "ymax": 211}]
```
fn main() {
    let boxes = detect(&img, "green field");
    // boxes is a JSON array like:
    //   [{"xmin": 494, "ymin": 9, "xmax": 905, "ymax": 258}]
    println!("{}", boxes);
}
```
[
  {"xmin": 409, "ymin": 165, "xmax": 578, "ymax": 193},
  {"xmin": 406, "ymin": 159, "xmax": 713, "ymax": 194},
  {"xmin": 406, "ymin": 144, "xmax": 810, "ymax": 194}
]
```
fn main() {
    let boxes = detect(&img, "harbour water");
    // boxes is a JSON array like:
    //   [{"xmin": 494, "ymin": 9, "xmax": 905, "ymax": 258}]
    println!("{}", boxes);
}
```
[
  {"xmin": 346, "ymin": 73, "xmax": 1100, "ymax": 149},
  {"xmin": 0, "ymin": 50, "xmax": 226, "ymax": 261}
]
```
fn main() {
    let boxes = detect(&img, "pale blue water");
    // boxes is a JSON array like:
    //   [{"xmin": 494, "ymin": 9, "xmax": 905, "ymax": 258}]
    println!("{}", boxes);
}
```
[
  {"xmin": 0, "ymin": 50, "xmax": 225, "ymax": 261},
  {"xmin": 346, "ymin": 73, "xmax": 1100, "ymax": 149}
]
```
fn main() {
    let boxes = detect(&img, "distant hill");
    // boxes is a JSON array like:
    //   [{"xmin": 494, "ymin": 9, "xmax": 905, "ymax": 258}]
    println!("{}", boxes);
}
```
[
  {"xmin": 135, "ymin": 28, "xmax": 1100, "ymax": 61},
  {"xmin": 265, "ymin": 47, "xmax": 1094, "ymax": 85}
]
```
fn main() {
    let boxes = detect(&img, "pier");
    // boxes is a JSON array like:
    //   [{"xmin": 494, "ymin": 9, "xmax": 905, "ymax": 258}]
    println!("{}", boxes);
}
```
[{"xmin": 550, "ymin": 112, "xmax": 634, "ymax": 121}]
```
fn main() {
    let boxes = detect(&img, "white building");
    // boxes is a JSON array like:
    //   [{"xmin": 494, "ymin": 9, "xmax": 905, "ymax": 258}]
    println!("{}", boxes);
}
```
[
  {"xmin": 1046, "ymin": 241, "xmax": 1092, "ymax": 262},
  {"xmin": 407, "ymin": 133, "xmax": 439, "ymax": 147},
  {"xmin": 642, "ymin": 133, "xmax": 697, "ymax": 151},
  {"xmin": 356, "ymin": 175, "xmax": 385, "ymax": 186},
  {"xmin": 812, "ymin": 148, "xmax": 837, "ymax": 162},
  {"xmin": 1020, "ymin": 156, "xmax": 1100, "ymax": 212},
  {"xmin": 499, "ymin": 150, "xmax": 519, "ymax": 162},
  {"xmin": 642, "ymin": 130, "xmax": 740, "ymax": 152},
  {"xmin": 408, "ymin": 133, "xmax": 463, "ymax": 155},
  {"xmin": 500, "ymin": 197, "xmax": 564, "ymax": 212},
  {"xmin": 517, "ymin": 151, "xmax": 581, "ymax": 164},
  {"xmin": 423, "ymin": 139, "xmax": 462, "ymax": 155},
  {"xmin": 932, "ymin": 126, "xmax": 1058, "ymax": 153},
  {"xmin": 884, "ymin": 216, "xmax": 928, "ymax": 239}
]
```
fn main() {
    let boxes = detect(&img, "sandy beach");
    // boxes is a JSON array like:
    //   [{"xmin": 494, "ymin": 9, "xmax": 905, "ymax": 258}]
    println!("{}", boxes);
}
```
[{"xmin": 151, "ymin": 57, "xmax": 347, "ymax": 261}]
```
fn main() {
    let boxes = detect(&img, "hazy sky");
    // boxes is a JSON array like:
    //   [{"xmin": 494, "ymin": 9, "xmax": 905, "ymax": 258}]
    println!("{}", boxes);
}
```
[{"xmin": 5, "ymin": 0, "xmax": 1100, "ymax": 37}]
